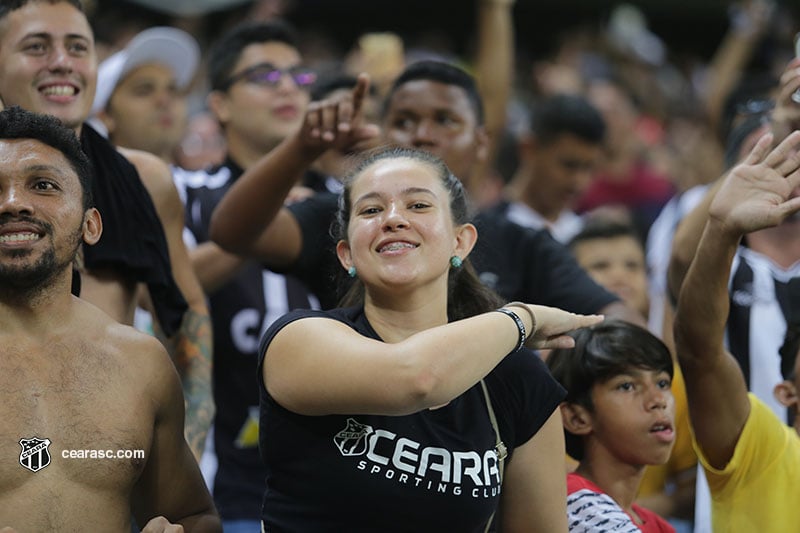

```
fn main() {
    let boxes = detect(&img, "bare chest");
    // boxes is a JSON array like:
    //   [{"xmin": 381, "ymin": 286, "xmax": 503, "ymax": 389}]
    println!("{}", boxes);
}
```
[{"xmin": 0, "ymin": 342, "xmax": 153, "ymax": 493}]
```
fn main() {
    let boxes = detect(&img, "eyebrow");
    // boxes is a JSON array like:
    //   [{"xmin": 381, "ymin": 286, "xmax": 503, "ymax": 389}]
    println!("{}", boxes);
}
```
[
  {"xmin": 26, "ymin": 164, "xmax": 72, "ymax": 178},
  {"xmin": 354, "ymin": 186, "xmax": 438, "ymax": 206},
  {"xmin": 21, "ymin": 31, "xmax": 91, "ymax": 41}
]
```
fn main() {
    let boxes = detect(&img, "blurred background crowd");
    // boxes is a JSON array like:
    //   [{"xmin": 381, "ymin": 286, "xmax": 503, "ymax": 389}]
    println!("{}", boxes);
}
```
[
  {"xmin": 86, "ymin": 0, "xmax": 800, "ymax": 233},
  {"xmin": 77, "ymin": 1, "xmax": 800, "ymax": 531}
]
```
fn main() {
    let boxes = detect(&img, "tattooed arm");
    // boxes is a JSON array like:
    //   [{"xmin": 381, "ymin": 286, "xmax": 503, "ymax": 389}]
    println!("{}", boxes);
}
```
[
  {"xmin": 155, "ymin": 307, "xmax": 214, "ymax": 458},
  {"xmin": 125, "ymin": 148, "xmax": 215, "ymax": 459}
]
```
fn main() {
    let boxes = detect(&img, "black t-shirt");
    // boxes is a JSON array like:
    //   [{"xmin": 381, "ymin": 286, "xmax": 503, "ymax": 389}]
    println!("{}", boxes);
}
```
[
  {"xmin": 79, "ymin": 123, "xmax": 187, "ymax": 335},
  {"xmin": 257, "ymin": 306, "xmax": 565, "ymax": 532},
  {"xmin": 175, "ymin": 160, "xmax": 318, "ymax": 520},
  {"xmin": 470, "ymin": 210, "xmax": 617, "ymax": 313},
  {"xmin": 280, "ymin": 192, "xmax": 618, "ymax": 314}
]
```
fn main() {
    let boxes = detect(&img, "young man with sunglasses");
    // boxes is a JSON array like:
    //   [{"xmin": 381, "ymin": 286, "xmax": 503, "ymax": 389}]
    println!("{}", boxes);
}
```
[{"xmin": 170, "ymin": 20, "xmax": 322, "ymax": 532}]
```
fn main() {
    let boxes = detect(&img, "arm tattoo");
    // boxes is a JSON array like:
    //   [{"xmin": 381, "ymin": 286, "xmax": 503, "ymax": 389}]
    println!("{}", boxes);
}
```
[{"xmin": 155, "ymin": 307, "xmax": 215, "ymax": 459}]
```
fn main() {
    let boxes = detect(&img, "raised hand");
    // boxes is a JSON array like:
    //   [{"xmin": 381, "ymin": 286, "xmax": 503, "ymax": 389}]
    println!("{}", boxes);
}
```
[
  {"xmin": 769, "ymin": 57, "xmax": 800, "ymax": 142},
  {"xmin": 709, "ymin": 130, "xmax": 800, "ymax": 235},
  {"xmin": 300, "ymin": 73, "xmax": 380, "ymax": 152}
]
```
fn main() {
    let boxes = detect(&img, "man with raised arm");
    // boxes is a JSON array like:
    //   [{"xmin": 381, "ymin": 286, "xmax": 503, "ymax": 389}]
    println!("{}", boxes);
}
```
[{"xmin": 673, "ymin": 130, "xmax": 800, "ymax": 532}]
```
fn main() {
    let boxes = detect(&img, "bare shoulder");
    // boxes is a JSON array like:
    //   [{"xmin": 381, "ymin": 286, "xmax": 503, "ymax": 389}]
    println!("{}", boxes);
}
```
[
  {"xmin": 74, "ymin": 297, "xmax": 176, "ymax": 381},
  {"xmin": 117, "ymin": 147, "xmax": 177, "ymax": 203}
]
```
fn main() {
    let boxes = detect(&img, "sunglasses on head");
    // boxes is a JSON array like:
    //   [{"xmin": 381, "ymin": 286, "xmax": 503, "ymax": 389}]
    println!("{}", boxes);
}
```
[{"xmin": 222, "ymin": 62, "xmax": 317, "ymax": 91}]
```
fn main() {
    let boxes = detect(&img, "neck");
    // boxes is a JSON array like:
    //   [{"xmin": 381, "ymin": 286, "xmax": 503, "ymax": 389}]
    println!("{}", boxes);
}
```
[
  {"xmin": 225, "ymin": 133, "xmax": 281, "ymax": 170},
  {"xmin": 510, "ymin": 169, "xmax": 560, "ymax": 223},
  {"xmin": 363, "ymin": 283, "xmax": 450, "ymax": 343},
  {"xmin": 746, "ymin": 222, "xmax": 800, "ymax": 269},
  {"xmin": 0, "ymin": 272, "xmax": 75, "ymax": 335},
  {"xmin": 575, "ymin": 452, "xmax": 646, "ymax": 518}
]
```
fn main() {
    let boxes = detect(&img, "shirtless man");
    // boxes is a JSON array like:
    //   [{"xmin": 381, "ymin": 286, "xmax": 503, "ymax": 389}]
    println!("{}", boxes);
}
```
[
  {"xmin": 0, "ymin": 106, "xmax": 219, "ymax": 531},
  {"xmin": 0, "ymin": 0, "xmax": 213, "ymax": 457}
]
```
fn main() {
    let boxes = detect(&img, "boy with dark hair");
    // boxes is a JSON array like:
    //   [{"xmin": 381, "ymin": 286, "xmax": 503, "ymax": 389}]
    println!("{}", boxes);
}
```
[
  {"xmin": 569, "ymin": 219, "xmax": 650, "ymax": 318},
  {"xmin": 547, "ymin": 320, "xmax": 676, "ymax": 532},
  {"xmin": 568, "ymin": 219, "xmax": 697, "ymax": 526}
]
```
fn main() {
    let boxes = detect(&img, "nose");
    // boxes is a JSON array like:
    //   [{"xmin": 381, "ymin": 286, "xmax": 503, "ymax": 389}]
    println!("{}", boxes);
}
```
[
  {"xmin": 47, "ymin": 43, "xmax": 74, "ymax": 72},
  {"xmin": 382, "ymin": 202, "xmax": 408, "ymax": 231},
  {"xmin": 274, "ymin": 71, "xmax": 301, "ymax": 94},
  {"xmin": 606, "ymin": 263, "xmax": 628, "ymax": 284},
  {"xmin": 645, "ymin": 384, "xmax": 668, "ymax": 411},
  {"xmin": 0, "ymin": 185, "xmax": 34, "ymax": 217},
  {"xmin": 412, "ymin": 119, "xmax": 437, "ymax": 147},
  {"xmin": 154, "ymin": 87, "xmax": 174, "ymax": 107}
]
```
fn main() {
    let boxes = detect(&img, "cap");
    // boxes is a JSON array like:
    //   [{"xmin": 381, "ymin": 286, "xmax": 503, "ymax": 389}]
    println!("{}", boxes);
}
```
[{"xmin": 92, "ymin": 26, "xmax": 200, "ymax": 115}]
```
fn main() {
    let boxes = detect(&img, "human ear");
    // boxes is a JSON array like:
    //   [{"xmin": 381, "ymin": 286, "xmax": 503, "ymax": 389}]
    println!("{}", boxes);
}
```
[
  {"xmin": 774, "ymin": 380, "xmax": 798, "ymax": 408},
  {"xmin": 474, "ymin": 126, "xmax": 490, "ymax": 165},
  {"xmin": 560, "ymin": 402, "xmax": 593, "ymax": 436},
  {"xmin": 206, "ymin": 90, "xmax": 230, "ymax": 125},
  {"xmin": 335, "ymin": 239, "xmax": 353, "ymax": 272},
  {"xmin": 453, "ymin": 223, "xmax": 478, "ymax": 261},
  {"xmin": 82, "ymin": 208, "xmax": 102, "ymax": 246}
]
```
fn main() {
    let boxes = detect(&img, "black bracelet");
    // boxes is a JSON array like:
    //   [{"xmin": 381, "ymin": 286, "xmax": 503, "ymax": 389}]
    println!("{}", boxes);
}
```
[{"xmin": 495, "ymin": 308, "xmax": 526, "ymax": 352}]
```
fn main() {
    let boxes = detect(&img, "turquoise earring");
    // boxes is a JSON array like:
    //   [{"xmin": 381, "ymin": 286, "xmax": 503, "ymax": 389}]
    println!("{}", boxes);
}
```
[
  {"xmin": 347, "ymin": 266, "xmax": 357, "ymax": 278},
  {"xmin": 450, "ymin": 256, "xmax": 462, "ymax": 268}
]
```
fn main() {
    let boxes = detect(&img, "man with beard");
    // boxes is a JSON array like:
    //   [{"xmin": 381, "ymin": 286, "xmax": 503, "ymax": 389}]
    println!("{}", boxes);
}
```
[
  {"xmin": 0, "ymin": 106, "xmax": 220, "ymax": 532},
  {"xmin": 0, "ymin": 0, "xmax": 213, "ymax": 458}
]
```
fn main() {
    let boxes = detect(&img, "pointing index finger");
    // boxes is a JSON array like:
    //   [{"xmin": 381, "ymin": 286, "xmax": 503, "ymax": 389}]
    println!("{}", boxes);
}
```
[{"xmin": 351, "ymin": 73, "xmax": 370, "ymax": 122}]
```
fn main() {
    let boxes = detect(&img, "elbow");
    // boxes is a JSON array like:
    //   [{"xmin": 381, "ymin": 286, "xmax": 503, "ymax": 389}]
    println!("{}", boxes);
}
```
[
  {"xmin": 208, "ymin": 210, "xmax": 240, "ymax": 253},
  {"xmin": 667, "ymin": 253, "xmax": 690, "ymax": 304},
  {"xmin": 673, "ymin": 312, "xmax": 711, "ymax": 371},
  {"xmin": 381, "ymin": 352, "xmax": 445, "ymax": 414},
  {"xmin": 399, "ymin": 362, "xmax": 450, "ymax": 413}
]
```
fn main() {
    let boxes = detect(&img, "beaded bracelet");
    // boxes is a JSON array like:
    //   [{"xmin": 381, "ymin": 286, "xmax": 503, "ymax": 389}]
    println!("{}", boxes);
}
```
[{"xmin": 495, "ymin": 307, "xmax": 526, "ymax": 352}]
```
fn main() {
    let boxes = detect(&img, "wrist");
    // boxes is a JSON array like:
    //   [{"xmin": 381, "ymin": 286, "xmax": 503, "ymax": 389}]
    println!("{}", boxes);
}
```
[
  {"xmin": 704, "ymin": 216, "xmax": 745, "ymax": 245},
  {"xmin": 495, "ymin": 307, "xmax": 526, "ymax": 352},
  {"xmin": 504, "ymin": 301, "xmax": 537, "ymax": 337}
]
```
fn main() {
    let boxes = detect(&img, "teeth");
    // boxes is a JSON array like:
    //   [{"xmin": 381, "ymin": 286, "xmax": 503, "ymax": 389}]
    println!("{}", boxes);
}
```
[
  {"xmin": 380, "ymin": 242, "xmax": 415, "ymax": 252},
  {"xmin": 42, "ymin": 85, "xmax": 75, "ymax": 96},
  {"xmin": 0, "ymin": 232, "xmax": 40, "ymax": 243}
]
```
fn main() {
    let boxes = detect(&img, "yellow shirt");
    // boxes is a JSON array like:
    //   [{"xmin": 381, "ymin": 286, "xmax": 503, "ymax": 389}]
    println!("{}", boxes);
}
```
[{"xmin": 695, "ymin": 393, "xmax": 800, "ymax": 532}]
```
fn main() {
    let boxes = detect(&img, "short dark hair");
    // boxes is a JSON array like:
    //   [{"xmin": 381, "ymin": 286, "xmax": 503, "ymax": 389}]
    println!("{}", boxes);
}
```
[
  {"xmin": 546, "ymin": 319, "xmax": 673, "ymax": 460},
  {"xmin": 530, "ymin": 93, "xmax": 606, "ymax": 146},
  {"xmin": 207, "ymin": 20, "xmax": 300, "ymax": 92},
  {"xmin": 568, "ymin": 218, "xmax": 642, "ymax": 251},
  {"xmin": 0, "ymin": 0, "xmax": 84, "ymax": 21},
  {"xmin": 0, "ymin": 106, "xmax": 93, "ymax": 208},
  {"xmin": 384, "ymin": 60, "xmax": 484, "ymax": 126},
  {"xmin": 335, "ymin": 145, "xmax": 502, "ymax": 320},
  {"xmin": 310, "ymin": 72, "xmax": 378, "ymax": 103}
]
